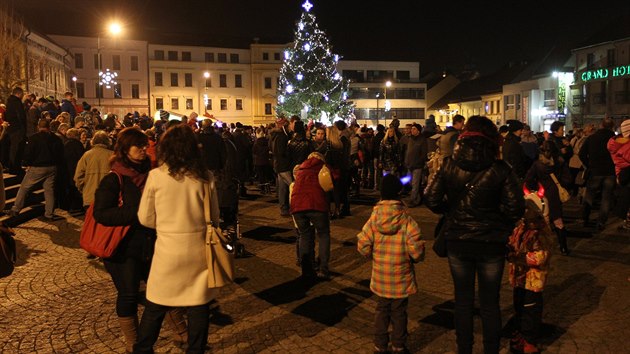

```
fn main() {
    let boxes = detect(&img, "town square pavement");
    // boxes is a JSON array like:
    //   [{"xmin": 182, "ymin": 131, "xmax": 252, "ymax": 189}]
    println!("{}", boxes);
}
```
[{"xmin": 1, "ymin": 190, "xmax": 628, "ymax": 353}]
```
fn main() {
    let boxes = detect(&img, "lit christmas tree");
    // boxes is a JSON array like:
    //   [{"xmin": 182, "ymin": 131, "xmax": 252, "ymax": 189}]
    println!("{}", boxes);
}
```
[{"xmin": 276, "ymin": 0, "xmax": 353, "ymax": 124}]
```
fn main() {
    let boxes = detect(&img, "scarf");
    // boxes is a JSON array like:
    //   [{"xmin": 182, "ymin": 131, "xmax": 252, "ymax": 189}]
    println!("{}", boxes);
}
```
[{"xmin": 111, "ymin": 160, "xmax": 150, "ymax": 191}]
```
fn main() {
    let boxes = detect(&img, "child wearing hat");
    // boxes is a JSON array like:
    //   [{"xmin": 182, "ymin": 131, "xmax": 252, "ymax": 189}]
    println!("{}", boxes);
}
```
[{"xmin": 357, "ymin": 174, "xmax": 425, "ymax": 353}]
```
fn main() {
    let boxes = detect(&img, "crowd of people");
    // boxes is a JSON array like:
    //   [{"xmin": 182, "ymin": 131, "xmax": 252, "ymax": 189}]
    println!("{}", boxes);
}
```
[{"xmin": 1, "ymin": 84, "xmax": 630, "ymax": 354}]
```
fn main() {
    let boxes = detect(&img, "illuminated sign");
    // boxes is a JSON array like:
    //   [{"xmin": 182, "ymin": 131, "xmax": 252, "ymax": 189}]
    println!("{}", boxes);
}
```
[{"xmin": 581, "ymin": 65, "xmax": 630, "ymax": 82}]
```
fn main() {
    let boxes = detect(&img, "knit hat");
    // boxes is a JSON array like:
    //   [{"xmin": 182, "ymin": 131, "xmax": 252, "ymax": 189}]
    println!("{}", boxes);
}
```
[
  {"xmin": 159, "ymin": 109, "xmax": 170, "ymax": 121},
  {"xmin": 381, "ymin": 174, "xmax": 402, "ymax": 200},
  {"xmin": 621, "ymin": 119, "xmax": 630, "ymax": 138},
  {"xmin": 507, "ymin": 119, "xmax": 524, "ymax": 133}
]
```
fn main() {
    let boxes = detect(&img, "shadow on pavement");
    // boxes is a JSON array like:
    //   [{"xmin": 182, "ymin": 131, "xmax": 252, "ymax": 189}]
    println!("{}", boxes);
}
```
[
  {"xmin": 241, "ymin": 225, "xmax": 295, "ymax": 244},
  {"xmin": 19, "ymin": 224, "xmax": 81, "ymax": 249}
]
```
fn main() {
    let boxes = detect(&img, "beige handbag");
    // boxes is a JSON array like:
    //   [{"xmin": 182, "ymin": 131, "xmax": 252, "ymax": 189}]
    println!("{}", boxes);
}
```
[
  {"xmin": 204, "ymin": 178, "xmax": 235, "ymax": 288},
  {"xmin": 550, "ymin": 173, "xmax": 571, "ymax": 203}
]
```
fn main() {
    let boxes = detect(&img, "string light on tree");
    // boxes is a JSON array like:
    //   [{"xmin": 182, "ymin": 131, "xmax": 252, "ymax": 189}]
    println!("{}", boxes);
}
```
[{"xmin": 276, "ymin": 0, "xmax": 353, "ymax": 124}]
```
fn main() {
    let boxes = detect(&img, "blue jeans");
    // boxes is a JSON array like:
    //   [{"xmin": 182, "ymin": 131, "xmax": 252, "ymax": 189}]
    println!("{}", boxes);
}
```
[
  {"xmin": 293, "ymin": 211, "xmax": 330, "ymax": 275},
  {"xmin": 277, "ymin": 171, "xmax": 292, "ymax": 214},
  {"xmin": 104, "ymin": 256, "xmax": 150, "ymax": 317},
  {"xmin": 583, "ymin": 175, "xmax": 616, "ymax": 225},
  {"xmin": 374, "ymin": 296, "xmax": 408, "ymax": 349},
  {"xmin": 12, "ymin": 166, "xmax": 56, "ymax": 218},
  {"xmin": 409, "ymin": 168, "xmax": 423, "ymax": 205},
  {"xmin": 448, "ymin": 253, "xmax": 505, "ymax": 354}
]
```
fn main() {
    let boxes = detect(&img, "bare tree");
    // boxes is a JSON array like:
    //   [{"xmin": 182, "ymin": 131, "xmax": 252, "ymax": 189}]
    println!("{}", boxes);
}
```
[{"xmin": 0, "ymin": 2, "xmax": 26, "ymax": 103}]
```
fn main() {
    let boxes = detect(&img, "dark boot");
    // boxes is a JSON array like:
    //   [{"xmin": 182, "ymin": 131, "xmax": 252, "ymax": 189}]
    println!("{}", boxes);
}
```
[
  {"xmin": 555, "ymin": 228, "xmax": 570, "ymax": 255},
  {"xmin": 118, "ymin": 316, "xmax": 138, "ymax": 353}
]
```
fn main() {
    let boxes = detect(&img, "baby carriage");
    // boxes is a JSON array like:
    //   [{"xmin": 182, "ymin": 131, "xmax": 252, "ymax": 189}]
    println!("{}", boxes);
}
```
[{"xmin": 216, "ymin": 172, "xmax": 246, "ymax": 258}]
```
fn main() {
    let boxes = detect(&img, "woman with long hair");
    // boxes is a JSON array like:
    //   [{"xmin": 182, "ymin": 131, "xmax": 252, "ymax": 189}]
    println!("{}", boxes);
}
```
[
  {"xmin": 326, "ymin": 123, "xmax": 350, "ymax": 218},
  {"xmin": 425, "ymin": 115, "xmax": 524, "ymax": 354},
  {"xmin": 92, "ymin": 127, "xmax": 156, "ymax": 352},
  {"xmin": 379, "ymin": 127, "xmax": 400, "ymax": 176},
  {"xmin": 135, "ymin": 124, "xmax": 220, "ymax": 353}
]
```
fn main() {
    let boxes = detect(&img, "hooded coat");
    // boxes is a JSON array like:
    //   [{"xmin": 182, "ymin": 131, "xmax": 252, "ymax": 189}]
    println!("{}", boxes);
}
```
[
  {"xmin": 357, "ymin": 200, "xmax": 425, "ymax": 298},
  {"xmin": 290, "ymin": 154, "xmax": 329, "ymax": 214}
]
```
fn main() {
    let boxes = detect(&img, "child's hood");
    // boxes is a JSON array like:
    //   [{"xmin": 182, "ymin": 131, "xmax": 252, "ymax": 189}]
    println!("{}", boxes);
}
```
[{"xmin": 372, "ymin": 200, "xmax": 407, "ymax": 235}]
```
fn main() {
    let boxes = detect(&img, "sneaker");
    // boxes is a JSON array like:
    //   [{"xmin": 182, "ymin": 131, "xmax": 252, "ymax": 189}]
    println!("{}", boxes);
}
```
[
  {"xmin": 373, "ymin": 345, "xmax": 387, "ymax": 354},
  {"xmin": 316, "ymin": 271, "xmax": 331, "ymax": 281},
  {"xmin": 391, "ymin": 346, "xmax": 409, "ymax": 354},
  {"xmin": 521, "ymin": 339, "xmax": 540, "ymax": 353}
]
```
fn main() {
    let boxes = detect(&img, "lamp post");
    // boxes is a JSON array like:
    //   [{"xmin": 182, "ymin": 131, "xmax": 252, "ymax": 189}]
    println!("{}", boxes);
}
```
[
  {"xmin": 384, "ymin": 80, "xmax": 392, "ymax": 126},
  {"xmin": 72, "ymin": 76, "xmax": 77, "ymax": 95},
  {"xmin": 203, "ymin": 71, "xmax": 210, "ymax": 113},
  {"xmin": 375, "ymin": 92, "xmax": 381, "ymax": 126},
  {"xmin": 97, "ymin": 21, "xmax": 122, "ymax": 108}
]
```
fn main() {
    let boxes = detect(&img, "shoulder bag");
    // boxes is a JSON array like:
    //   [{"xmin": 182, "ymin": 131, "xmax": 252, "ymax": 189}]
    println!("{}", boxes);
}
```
[
  {"xmin": 0, "ymin": 222, "xmax": 16, "ymax": 278},
  {"xmin": 433, "ymin": 169, "xmax": 486, "ymax": 257},
  {"xmin": 550, "ymin": 173, "xmax": 571, "ymax": 203},
  {"xmin": 79, "ymin": 172, "xmax": 131, "ymax": 258},
  {"xmin": 204, "ymin": 178, "xmax": 235, "ymax": 288}
]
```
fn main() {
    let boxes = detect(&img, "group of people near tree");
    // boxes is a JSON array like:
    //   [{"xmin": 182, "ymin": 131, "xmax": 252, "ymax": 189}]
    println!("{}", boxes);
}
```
[{"xmin": 2, "ymin": 82, "xmax": 630, "ymax": 353}]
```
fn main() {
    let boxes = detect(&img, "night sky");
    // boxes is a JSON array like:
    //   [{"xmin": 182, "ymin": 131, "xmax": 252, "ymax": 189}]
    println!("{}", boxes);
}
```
[{"xmin": 12, "ymin": 0, "xmax": 630, "ymax": 76}]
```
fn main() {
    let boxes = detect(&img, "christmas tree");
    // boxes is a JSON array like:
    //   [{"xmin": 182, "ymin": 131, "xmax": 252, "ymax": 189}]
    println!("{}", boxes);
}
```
[{"xmin": 276, "ymin": 0, "xmax": 353, "ymax": 124}]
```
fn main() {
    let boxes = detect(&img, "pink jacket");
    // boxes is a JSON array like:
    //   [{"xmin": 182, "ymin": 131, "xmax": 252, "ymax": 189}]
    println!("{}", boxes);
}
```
[{"xmin": 607, "ymin": 137, "xmax": 630, "ymax": 176}]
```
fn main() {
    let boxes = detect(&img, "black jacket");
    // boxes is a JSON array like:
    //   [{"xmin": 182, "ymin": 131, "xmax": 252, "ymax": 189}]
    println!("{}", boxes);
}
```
[
  {"xmin": 93, "ymin": 170, "xmax": 155, "ymax": 262},
  {"xmin": 253, "ymin": 137, "xmax": 271, "ymax": 166},
  {"xmin": 578, "ymin": 128, "xmax": 616, "ymax": 176},
  {"xmin": 270, "ymin": 127, "xmax": 291, "ymax": 173},
  {"xmin": 502, "ymin": 132, "xmax": 531, "ymax": 178},
  {"xmin": 404, "ymin": 134, "xmax": 427, "ymax": 170},
  {"xmin": 424, "ymin": 136, "xmax": 524, "ymax": 253},
  {"xmin": 287, "ymin": 134, "xmax": 313, "ymax": 169},
  {"xmin": 22, "ymin": 131, "xmax": 64, "ymax": 167},
  {"xmin": 64, "ymin": 139, "xmax": 85, "ymax": 182},
  {"xmin": 5, "ymin": 94, "xmax": 26, "ymax": 133},
  {"xmin": 197, "ymin": 129, "xmax": 226, "ymax": 171}
]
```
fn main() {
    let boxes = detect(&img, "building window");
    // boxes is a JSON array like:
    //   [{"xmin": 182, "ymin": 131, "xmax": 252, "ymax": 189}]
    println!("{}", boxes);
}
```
[
  {"xmin": 218, "ymin": 53, "xmax": 227, "ymax": 63},
  {"xmin": 543, "ymin": 89, "xmax": 556, "ymax": 107},
  {"xmin": 220, "ymin": 99, "xmax": 228, "ymax": 110},
  {"xmin": 186, "ymin": 98, "xmax": 193, "ymax": 110},
  {"xmin": 130, "ymin": 56, "xmax": 139, "ymax": 71},
  {"xmin": 112, "ymin": 55, "xmax": 121, "ymax": 70},
  {"xmin": 95, "ymin": 83, "xmax": 103, "ymax": 99},
  {"xmin": 230, "ymin": 53, "xmax": 239, "ymax": 63},
  {"xmin": 235, "ymin": 99, "xmax": 243, "ymax": 110},
  {"xmin": 205, "ymin": 52, "xmax": 214, "ymax": 62},
  {"xmin": 171, "ymin": 73, "xmax": 178, "ymax": 87},
  {"xmin": 114, "ymin": 83, "xmax": 122, "ymax": 98},
  {"xmin": 607, "ymin": 49, "xmax": 616, "ymax": 67},
  {"xmin": 264, "ymin": 103, "xmax": 272, "ymax": 115},
  {"xmin": 396, "ymin": 70, "xmax": 410, "ymax": 81},
  {"xmin": 586, "ymin": 53, "xmax": 595, "ymax": 70},
  {"xmin": 262, "ymin": 52, "xmax": 269, "ymax": 61},
  {"xmin": 94, "ymin": 53, "xmax": 99, "ymax": 69},
  {"xmin": 156, "ymin": 97, "xmax": 164, "ymax": 110},
  {"xmin": 131, "ymin": 84, "xmax": 140, "ymax": 99},
  {"xmin": 171, "ymin": 97, "xmax": 179, "ymax": 110},
  {"xmin": 504, "ymin": 95, "xmax": 515, "ymax": 110},
  {"xmin": 205, "ymin": 78, "xmax": 212, "ymax": 88},
  {"xmin": 76, "ymin": 82, "xmax": 85, "ymax": 98},
  {"xmin": 235, "ymin": 74, "xmax": 242, "ymax": 88},
  {"xmin": 220, "ymin": 74, "xmax": 227, "ymax": 87},
  {"xmin": 264, "ymin": 77, "xmax": 272, "ymax": 89},
  {"xmin": 155, "ymin": 72, "xmax": 163, "ymax": 86},
  {"xmin": 168, "ymin": 51, "xmax": 178, "ymax": 61},
  {"xmin": 155, "ymin": 50, "xmax": 164, "ymax": 60},
  {"xmin": 185, "ymin": 73, "xmax": 193, "ymax": 87},
  {"xmin": 274, "ymin": 52, "xmax": 280, "ymax": 61},
  {"xmin": 182, "ymin": 51, "xmax": 192, "ymax": 61},
  {"xmin": 205, "ymin": 98, "xmax": 212, "ymax": 110},
  {"xmin": 74, "ymin": 53, "xmax": 83, "ymax": 69}
]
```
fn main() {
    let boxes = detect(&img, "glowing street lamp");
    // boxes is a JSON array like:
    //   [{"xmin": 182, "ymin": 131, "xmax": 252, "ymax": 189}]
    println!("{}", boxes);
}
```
[
  {"xmin": 384, "ymin": 80, "xmax": 392, "ymax": 125},
  {"xmin": 97, "ymin": 21, "xmax": 123, "ymax": 106}
]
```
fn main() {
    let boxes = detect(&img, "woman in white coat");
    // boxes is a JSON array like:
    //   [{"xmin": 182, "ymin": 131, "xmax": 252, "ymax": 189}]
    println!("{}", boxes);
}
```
[{"xmin": 135, "ymin": 124, "xmax": 220, "ymax": 354}]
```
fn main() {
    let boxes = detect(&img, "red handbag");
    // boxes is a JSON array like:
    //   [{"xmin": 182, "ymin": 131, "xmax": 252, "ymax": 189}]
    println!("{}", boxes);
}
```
[{"xmin": 80, "ymin": 172, "xmax": 131, "ymax": 258}]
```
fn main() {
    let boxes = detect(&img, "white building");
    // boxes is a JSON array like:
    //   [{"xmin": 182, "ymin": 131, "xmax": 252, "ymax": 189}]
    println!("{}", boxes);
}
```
[
  {"xmin": 337, "ymin": 60, "xmax": 427, "ymax": 127},
  {"xmin": 49, "ymin": 35, "xmax": 150, "ymax": 116},
  {"xmin": 24, "ymin": 32, "xmax": 73, "ymax": 100}
]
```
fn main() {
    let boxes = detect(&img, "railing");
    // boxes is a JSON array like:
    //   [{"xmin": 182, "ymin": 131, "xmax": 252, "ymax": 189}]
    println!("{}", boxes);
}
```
[{"xmin": 572, "ymin": 95, "xmax": 585, "ymax": 107}]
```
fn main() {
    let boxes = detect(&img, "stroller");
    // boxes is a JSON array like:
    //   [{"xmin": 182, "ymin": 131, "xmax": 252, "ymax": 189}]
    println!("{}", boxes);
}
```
[{"xmin": 216, "ymin": 172, "xmax": 246, "ymax": 258}]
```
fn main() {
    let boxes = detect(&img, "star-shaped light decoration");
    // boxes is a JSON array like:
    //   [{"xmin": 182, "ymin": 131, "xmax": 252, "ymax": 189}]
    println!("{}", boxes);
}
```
[{"xmin": 302, "ymin": 0, "xmax": 313, "ymax": 12}]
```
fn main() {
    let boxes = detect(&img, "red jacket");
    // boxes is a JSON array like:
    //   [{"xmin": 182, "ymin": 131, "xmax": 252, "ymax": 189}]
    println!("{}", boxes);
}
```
[{"xmin": 290, "ymin": 155, "xmax": 329, "ymax": 214}]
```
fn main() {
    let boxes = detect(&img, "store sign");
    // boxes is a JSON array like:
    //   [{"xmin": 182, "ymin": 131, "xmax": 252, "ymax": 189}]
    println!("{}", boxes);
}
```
[{"xmin": 581, "ymin": 65, "xmax": 630, "ymax": 82}]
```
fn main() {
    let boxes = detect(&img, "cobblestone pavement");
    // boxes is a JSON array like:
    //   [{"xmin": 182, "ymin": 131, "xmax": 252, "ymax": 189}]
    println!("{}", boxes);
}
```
[{"xmin": 0, "ymin": 189, "xmax": 628, "ymax": 353}]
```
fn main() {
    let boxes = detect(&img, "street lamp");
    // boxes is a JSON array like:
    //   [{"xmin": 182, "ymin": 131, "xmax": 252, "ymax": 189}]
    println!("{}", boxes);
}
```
[
  {"xmin": 375, "ymin": 92, "xmax": 381, "ymax": 126},
  {"xmin": 384, "ymin": 80, "xmax": 392, "ymax": 126},
  {"xmin": 203, "ymin": 72, "xmax": 210, "ymax": 112},
  {"xmin": 97, "ymin": 21, "xmax": 123, "ymax": 107},
  {"xmin": 72, "ymin": 76, "xmax": 77, "ymax": 95}
]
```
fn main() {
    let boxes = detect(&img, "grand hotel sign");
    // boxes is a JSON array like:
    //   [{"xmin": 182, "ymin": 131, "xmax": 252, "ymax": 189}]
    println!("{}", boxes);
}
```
[{"xmin": 580, "ymin": 65, "xmax": 630, "ymax": 82}]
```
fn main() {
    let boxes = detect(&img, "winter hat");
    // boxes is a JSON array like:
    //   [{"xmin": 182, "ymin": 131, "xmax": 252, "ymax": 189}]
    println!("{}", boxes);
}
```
[
  {"xmin": 620, "ymin": 119, "xmax": 630, "ymax": 138},
  {"xmin": 159, "ymin": 109, "xmax": 170, "ymax": 121},
  {"xmin": 507, "ymin": 119, "xmax": 524, "ymax": 133},
  {"xmin": 381, "ymin": 174, "xmax": 403, "ymax": 200}
]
